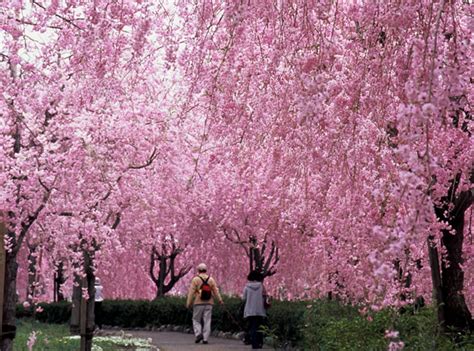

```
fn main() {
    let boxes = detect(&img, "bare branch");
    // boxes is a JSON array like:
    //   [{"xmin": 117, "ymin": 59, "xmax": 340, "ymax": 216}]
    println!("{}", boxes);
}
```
[
  {"xmin": 223, "ymin": 226, "xmax": 250, "ymax": 256},
  {"xmin": 260, "ymin": 240, "xmax": 267, "ymax": 258},
  {"xmin": 128, "ymin": 147, "xmax": 158, "ymax": 170},
  {"xmin": 111, "ymin": 213, "xmax": 121, "ymax": 230},
  {"xmin": 38, "ymin": 178, "xmax": 51, "ymax": 193},
  {"xmin": 8, "ymin": 15, "xmax": 64, "ymax": 30},
  {"xmin": 13, "ymin": 181, "xmax": 54, "ymax": 256},
  {"xmin": 263, "ymin": 242, "xmax": 280, "ymax": 277},
  {"xmin": 149, "ymin": 246, "xmax": 158, "ymax": 284}
]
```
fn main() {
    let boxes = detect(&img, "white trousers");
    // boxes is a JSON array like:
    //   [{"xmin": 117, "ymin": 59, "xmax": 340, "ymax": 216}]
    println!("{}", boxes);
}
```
[{"xmin": 192, "ymin": 304, "xmax": 213, "ymax": 341}]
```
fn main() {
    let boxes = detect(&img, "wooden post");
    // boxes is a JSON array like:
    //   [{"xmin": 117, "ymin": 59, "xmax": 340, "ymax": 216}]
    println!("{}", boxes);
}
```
[{"xmin": 0, "ymin": 220, "xmax": 6, "ymax": 343}]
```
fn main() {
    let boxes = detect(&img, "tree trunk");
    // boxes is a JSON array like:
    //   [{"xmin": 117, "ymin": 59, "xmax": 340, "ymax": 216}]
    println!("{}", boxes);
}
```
[
  {"xmin": 432, "ymin": 173, "xmax": 473, "ymax": 333},
  {"xmin": 70, "ymin": 272, "xmax": 82, "ymax": 335},
  {"xmin": 54, "ymin": 262, "xmax": 65, "ymax": 302},
  {"xmin": 1, "ymin": 248, "xmax": 19, "ymax": 351},
  {"xmin": 70, "ymin": 254, "xmax": 96, "ymax": 351},
  {"xmin": 441, "ymin": 210, "xmax": 473, "ymax": 331},
  {"xmin": 154, "ymin": 267, "xmax": 165, "ymax": 299},
  {"xmin": 79, "ymin": 274, "xmax": 95, "ymax": 351},
  {"xmin": 78, "ymin": 250, "xmax": 95, "ymax": 351},
  {"xmin": 156, "ymin": 259, "xmax": 166, "ymax": 299},
  {"xmin": 155, "ymin": 289, "xmax": 165, "ymax": 299}
]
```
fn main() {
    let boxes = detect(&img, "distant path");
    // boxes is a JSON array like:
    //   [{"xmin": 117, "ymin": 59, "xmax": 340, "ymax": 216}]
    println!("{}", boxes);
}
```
[{"xmin": 129, "ymin": 330, "xmax": 274, "ymax": 351}]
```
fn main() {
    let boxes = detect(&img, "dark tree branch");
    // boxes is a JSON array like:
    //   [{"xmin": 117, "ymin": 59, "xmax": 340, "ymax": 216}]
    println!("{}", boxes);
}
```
[
  {"xmin": 111, "ymin": 213, "xmax": 121, "ymax": 230},
  {"xmin": 38, "ymin": 177, "xmax": 51, "ymax": 192},
  {"xmin": 8, "ymin": 15, "xmax": 64, "ymax": 30},
  {"xmin": 13, "ymin": 177, "xmax": 55, "ymax": 255},
  {"xmin": 223, "ymin": 226, "xmax": 250, "ymax": 256},
  {"xmin": 263, "ymin": 241, "xmax": 280, "ymax": 277},
  {"xmin": 128, "ymin": 147, "xmax": 158, "ymax": 170},
  {"xmin": 149, "ymin": 246, "xmax": 159, "ymax": 285}
]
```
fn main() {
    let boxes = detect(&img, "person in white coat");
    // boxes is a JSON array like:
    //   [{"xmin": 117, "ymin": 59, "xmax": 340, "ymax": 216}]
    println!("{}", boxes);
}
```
[
  {"xmin": 243, "ymin": 270, "xmax": 267, "ymax": 349},
  {"xmin": 94, "ymin": 278, "xmax": 104, "ymax": 329}
]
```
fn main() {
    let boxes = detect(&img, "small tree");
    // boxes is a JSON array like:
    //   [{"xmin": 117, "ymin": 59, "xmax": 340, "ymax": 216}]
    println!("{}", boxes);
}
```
[
  {"xmin": 149, "ymin": 236, "xmax": 191, "ymax": 299},
  {"xmin": 223, "ymin": 227, "xmax": 280, "ymax": 280}
]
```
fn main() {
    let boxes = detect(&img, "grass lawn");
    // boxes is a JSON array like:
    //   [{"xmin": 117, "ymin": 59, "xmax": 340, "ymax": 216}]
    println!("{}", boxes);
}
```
[{"xmin": 14, "ymin": 319, "xmax": 156, "ymax": 351}]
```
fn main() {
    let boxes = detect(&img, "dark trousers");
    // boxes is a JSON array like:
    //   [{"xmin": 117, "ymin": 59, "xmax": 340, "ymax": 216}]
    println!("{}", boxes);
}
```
[
  {"xmin": 95, "ymin": 301, "xmax": 103, "ymax": 329},
  {"xmin": 247, "ymin": 316, "xmax": 264, "ymax": 349}
]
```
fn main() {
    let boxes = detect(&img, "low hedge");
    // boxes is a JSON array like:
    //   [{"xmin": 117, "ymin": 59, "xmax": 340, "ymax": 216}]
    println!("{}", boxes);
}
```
[
  {"xmin": 17, "ymin": 301, "xmax": 71, "ymax": 324},
  {"xmin": 102, "ymin": 297, "xmax": 190, "ymax": 328},
  {"xmin": 16, "ymin": 296, "xmax": 306, "ymax": 346}
]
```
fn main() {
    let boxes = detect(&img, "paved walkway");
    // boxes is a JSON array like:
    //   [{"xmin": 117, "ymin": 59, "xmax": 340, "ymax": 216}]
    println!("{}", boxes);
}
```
[{"xmin": 129, "ymin": 330, "xmax": 274, "ymax": 351}]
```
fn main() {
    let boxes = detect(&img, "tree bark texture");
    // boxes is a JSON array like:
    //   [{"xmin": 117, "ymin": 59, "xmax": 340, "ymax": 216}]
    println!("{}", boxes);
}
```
[
  {"xmin": 54, "ymin": 262, "xmax": 66, "ymax": 302},
  {"xmin": 434, "ymin": 183, "xmax": 473, "ymax": 332},
  {"xmin": 1, "ymin": 249, "xmax": 18, "ymax": 351},
  {"xmin": 70, "ymin": 273, "xmax": 82, "ymax": 335},
  {"xmin": 440, "ymin": 206, "xmax": 473, "ymax": 331},
  {"xmin": 70, "ymin": 250, "xmax": 96, "ymax": 351}
]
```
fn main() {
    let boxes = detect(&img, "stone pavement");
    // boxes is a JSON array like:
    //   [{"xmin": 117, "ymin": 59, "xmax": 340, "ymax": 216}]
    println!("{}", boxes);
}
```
[{"xmin": 129, "ymin": 330, "xmax": 274, "ymax": 351}]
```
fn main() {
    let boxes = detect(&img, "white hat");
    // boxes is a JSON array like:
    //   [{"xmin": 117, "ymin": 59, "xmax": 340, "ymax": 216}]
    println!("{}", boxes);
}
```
[{"xmin": 197, "ymin": 263, "xmax": 207, "ymax": 272}]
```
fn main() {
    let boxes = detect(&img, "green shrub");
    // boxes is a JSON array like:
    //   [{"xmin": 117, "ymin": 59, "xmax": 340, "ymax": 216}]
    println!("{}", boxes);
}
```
[
  {"xmin": 16, "ymin": 301, "xmax": 71, "ymax": 324},
  {"xmin": 266, "ymin": 299, "xmax": 307, "ymax": 346},
  {"xmin": 396, "ymin": 307, "xmax": 474, "ymax": 350},
  {"xmin": 303, "ymin": 308, "xmax": 390, "ymax": 350},
  {"xmin": 302, "ymin": 301, "xmax": 474, "ymax": 351}
]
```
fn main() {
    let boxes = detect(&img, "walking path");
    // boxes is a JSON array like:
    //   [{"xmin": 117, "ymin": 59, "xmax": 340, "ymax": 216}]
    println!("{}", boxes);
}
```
[{"xmin": 129, "ymin": 330, "xmax": 274, "ymax": 351}]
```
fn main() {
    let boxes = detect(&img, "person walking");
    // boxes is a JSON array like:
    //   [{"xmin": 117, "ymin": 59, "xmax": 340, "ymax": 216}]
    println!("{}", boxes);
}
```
[
  {"xmin": 94, "ymin": 278, "xmax": 104, "ymax": 330},
  {"xmin": 186, "ymin": 263, "xmax": 224, "ymax": 344},
  {"xmin": 243, "ymin": 270, "xmax": 267, "ymax": 349}
]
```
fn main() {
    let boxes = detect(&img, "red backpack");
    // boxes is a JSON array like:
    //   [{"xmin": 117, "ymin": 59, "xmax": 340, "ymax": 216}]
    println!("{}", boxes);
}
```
[{"xmin": 199, "ymin": 276, "xmax": 212, "ymax": 300}]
